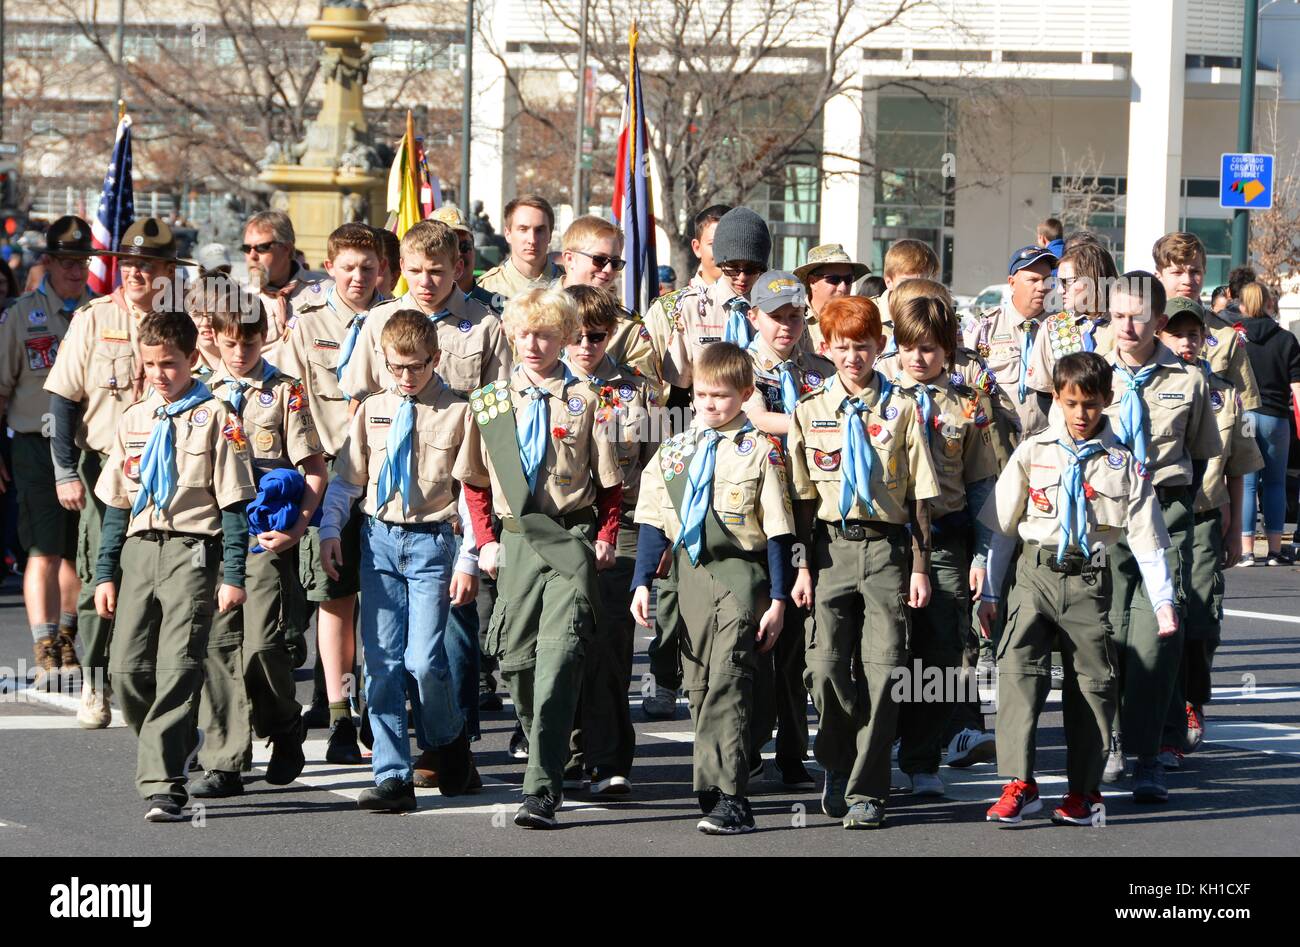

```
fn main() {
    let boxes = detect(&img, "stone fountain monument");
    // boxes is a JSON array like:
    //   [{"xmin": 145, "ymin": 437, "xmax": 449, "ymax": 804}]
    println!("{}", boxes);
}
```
[{"xmin": 259, "ymin": 0, "xmax": 388, "ymax": 267}]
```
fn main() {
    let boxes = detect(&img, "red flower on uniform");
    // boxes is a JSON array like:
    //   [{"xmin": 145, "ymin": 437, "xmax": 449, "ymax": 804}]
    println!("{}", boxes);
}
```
[
  {"xmin": 868, "ymin": 423, "xmax": 882, "ymax": 437},
  {"xmin": 552, "ymin": 426, "xmax": 569, "ymax": 439}
]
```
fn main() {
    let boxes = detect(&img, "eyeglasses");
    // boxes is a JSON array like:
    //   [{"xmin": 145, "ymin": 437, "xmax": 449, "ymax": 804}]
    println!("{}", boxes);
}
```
[
  {"xmin": 720, "ymin": 263, "xmax": 764, "ymax": 277},
  {"xmin": 813, "ymin": 273, "xmax": 853, "ymax": 287},
  {"xmin": 458, "ymin": 240, "xmax": 474, "ymax": 255},
  {"xmin": 240, "ymin": 241, "xmax": 281, "ymax": 255},
  {"xmin": 576, "ymin": 330, "xmax": 609, "ymax": 344},
  {"xmin": 574, "ymin": 250, "xmax": 626, "ymax": 272},
  {"xmin": 385, "ymin": 356, "xmax": 433, "ymax": 377},
  {"xmin": 120, "ymin": 260, "xmax": 169, "ymax": 273}
]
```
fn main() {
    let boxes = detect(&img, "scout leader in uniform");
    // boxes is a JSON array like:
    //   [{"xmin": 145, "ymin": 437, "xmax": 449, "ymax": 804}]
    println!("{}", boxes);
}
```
[
  {"xmin": 240, "ymin": 210, "xmax": 319, "ymax": 360},
  {"xmin": 277, "ymin": 222, "xmax": 388, "ymax": 764},
  {"xmin": 740, "ymin": 271, "xmax": 834, "ymax": 792},
  {"xmin": 90, "ymin": 310, "xmax": 258, "ymax": 822},
  {"xmin": 459, "ymin": 287, "xmax": 623, "ymax": 830},
  {"xmin": 962, "ymin": 244, "xmax": 1058, "ymax": 436},
  {"xmin": 786, "ymin": 296, "xmax": 940, "ymax": 831},
  {"xmin": 0, "ymin": 216, "xmax": 94, "ymax": 684},
  {"xmin": 978, "ymin": 352, "xmax": 1177, "ymax": 827},
  {"xmin": 319, "ymin": 311, "xmax": 480, "ymax": 812},
  {"xmin": 883, "ymin": 293, "xmax": 1001, "ymax": 799},
  {"xmin": 562, "ymin": 285, "xmax": 659, "ymax": 796},
  {"xmin": 45, "ymin": 217, "xmax": 193, "ymax": 729},
  {"xmin": 631, "ymin": 343, "xmax": 796, "ymax": 835},
  {"xmin": 476, "ymin": 195, "xmax": 563, "ymax": 306},
  {"xmin": 792, "ymin": 242, "xmax": 870, "ymax": 352},
  {"xmin": 1101, "ymin": 274, "xmax": 1222, "ymax": 804},
  {"xmin": 1156, "ymin": 299, "xmax": 1262, "ymax": 766},
  {"xmin": 187, "ymin": 281, "xmax": 327, "ymax": 799}
]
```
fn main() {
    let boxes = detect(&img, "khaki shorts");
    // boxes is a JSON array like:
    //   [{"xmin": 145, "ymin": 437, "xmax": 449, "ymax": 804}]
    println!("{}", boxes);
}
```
[{"xmin": 13, "ymin": 432, "xmax": 77, "ymax": 559}]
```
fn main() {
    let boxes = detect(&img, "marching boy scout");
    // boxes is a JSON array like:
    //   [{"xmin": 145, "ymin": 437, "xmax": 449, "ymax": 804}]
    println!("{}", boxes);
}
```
[
  {"xmin": 885, "ymin": 293, "xmax": 1000, "ymax": 796},
  {"xmin": 1101, "ymin": 275, "xmax": 1222, "ymax": 802},
  {"xmin": 319, "ymin": 311, "xmax": 478, "ymax": 811},
  {"xmin": 187, "ymin": 280, "xmax": 328, "ymax": 798},
  {"xmin": 0, "ymin": 216, "xmax": 92, "ymax": 684},
  {"xmin": 631, "ymin": 342, "xmax": 795, "ymax": 835},
  {"xmin": 741, "ymin": 271, "xmax": 834, "ymax": 790},
  {"xmin": 45, "ymin": 217, "xmax": 192, "ymax": 729},
  {"xmin": 91, "ymin": 311, "xmax": 258, "ymax": 822},
  {"xmin": 460, "ymin": 287, "xmax": 623, "ymax": 829},
  {"xmin": 562, "ymin": 285, "xmax": 658, "ymax": 795},
  {"xmin": 1157, "ymin": 300, "xmax": 1262, "ymax": 762},
  {"xmin": 277, "ymin": 222, "xmax": 388, "ymax": 764},
  {"xmin": 978, "ymin": 352, "xmax": 1177, "ymax": 826},
  {"xmin": 786, "ymin": 296, "xmax": 939, "ymax": 830}
]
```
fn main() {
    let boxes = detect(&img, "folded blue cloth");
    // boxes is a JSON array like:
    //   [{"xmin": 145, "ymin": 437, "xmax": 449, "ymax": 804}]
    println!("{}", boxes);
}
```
[{"xmin": 247, "ymin": 468, "xmax": 321, "ymax": 553}]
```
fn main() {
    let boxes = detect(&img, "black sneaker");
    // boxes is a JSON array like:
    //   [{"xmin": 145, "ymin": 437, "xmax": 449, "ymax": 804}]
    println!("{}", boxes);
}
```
[
  {"xmin": 562, "ymin": 763, "xmax": 588, "ymax": 792},
  {"xmin": 1132, "ymin": 758, "xmax": 1169, "ymax": 804},
  {"xmin": 437, "ymin": 727, "xmax": 473, "ymax": 797},
  {"xmin": 478, "ymin": 685, "xmax": 504, "ymax": 712},
  {"xmin": 188, "ymin": 769, "xmax": 244, "ymax": 798},
  {"xmin": 697, "ymin": 787, "xmax": 721, "ymax": 815},
  {"xmin": 843, "ymin": 799, "xmax": 887, "ymax": 829},
  {"xmin": 776, "ymin": 759, "xmax": 817, "ymax": 790},
  {"xmin": 509, "ymin": 723, "xmax": 530, "ymax": 760},
  {"xmin": 144, "ymin": 795, "xmax": 186, "ymax": 823},
  {"xmin": 697, "ymin": 793, "xmax": 756, "ymax": 835},
  {"xmin": 357, "ymin": 777, "xmax": 416, "ymax": 812},
  {"xmin": 1267, "ymin": 549, "xmax": 1295, "ymax": 566},
  {"xmin": 514, "ymin": 792, "xmax": 558, "ymax": 829},
  {"xmin": 301, "ymin": 694, "xmax": 330, "ymax": 729},
  {"xmin": 821, "ymin": 771, "xmax": 849, "ymax": 819},
  {"xmin": 264, "ymin": 719, "xmax": 306, "ymax": 786},
  {"xmin": 325, "ymin": 716, "xmax": 365, "ymax": 765}
]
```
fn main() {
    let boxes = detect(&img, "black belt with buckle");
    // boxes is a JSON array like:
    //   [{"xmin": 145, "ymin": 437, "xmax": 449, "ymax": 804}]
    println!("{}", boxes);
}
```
[
  {"xmin": 1155, "ymin": 484, "xmax": 1193, "ymax": 505},
  {"xmin": 367, "ymin": 516, "xmax": 452, "ymax": 535},
  {"xmin": 133, "ymin": 529, "xmax": 215, "ymax": 544},
  {"xmin": 826, "ymin": 519, "xmax": 903, "ymax": 542},
  {"xmin": 1031, "ymin": 544, "xmax": 1095, "ymax": 576}
]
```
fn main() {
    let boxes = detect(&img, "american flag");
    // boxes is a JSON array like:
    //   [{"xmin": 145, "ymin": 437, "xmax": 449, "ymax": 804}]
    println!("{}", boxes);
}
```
[
  {"xmin": 611, "ymin": 23, "xmax": 658, "ymax": 313},
  {"xmin": 87, "ymin": 114, "xmax": 135, "ymax": 297}
]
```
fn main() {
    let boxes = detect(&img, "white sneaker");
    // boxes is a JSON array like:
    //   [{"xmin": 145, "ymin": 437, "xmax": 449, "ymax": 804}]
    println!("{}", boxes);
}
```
[
  {"xmin": 590, "ymin": 773, "xmax": 632, "ymax": 796},
  {"xmin": 909, "ymin": 772, "xmax": 945, "ymax": 796},
  {"xmin": 946, "ymin": 728, "xmax": 996, "ymax": 768},
  {"xmin": 77, "ymin": 679, "xmax": 112, "ymax": 729}
]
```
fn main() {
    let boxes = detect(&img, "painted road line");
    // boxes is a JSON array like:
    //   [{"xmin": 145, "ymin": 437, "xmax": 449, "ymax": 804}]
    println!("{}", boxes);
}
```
[
  {"xmin": 0, "ymin": 715, "xmax": 128, "ymax": 730},
  {"xmin": 1, "ymin": 683, "xmax": 127, "ymax": 727},
  {"xmin": 1223, "ymin": 608, "xmax": 1300, "ymax": 625}
]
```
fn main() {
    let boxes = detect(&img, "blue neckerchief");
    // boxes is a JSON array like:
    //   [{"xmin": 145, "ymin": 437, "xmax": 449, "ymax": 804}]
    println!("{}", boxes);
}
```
[
  {"xmin": 376, "ymin": 390, "xmax": 424, "ymax": 514},
  {"xmin": 329, "ymin": 288, "xmax": 367, "ymax": 388},
  {"xmin": 1112, "ymin": 359, "xmax": 1158, "ymax": 466},
  {"xmin": 516, "ymin": 364, "xmax": 578, "ymax": 492},
  {"xmin": 132, "ymin": 382, "xmax": 215, "ymax": 516},
  {"xmin": 1018, "ymin": 319, "xmax": 1035, "ymax": 405},
  {"xmin": 1056, "ymin": 437, "xmax": 1106, "ymax": 562},
  {"xmin": 673, "ymin": 419, "xmax": 755, "ymax": 565},
  {"xmin": 225, "ymin": 360, "xmax": 278, "ymax": 416},
  {"xmin": 746, "ymin": 338, "xmax": 801, "ymax": 414},
  {"xmin": 723, "ymin": 297, "xmax": 753, "ymax": 346},
  {"xmin": 835, "ymin": 372, "xmax": 893, "ymax": 525}
]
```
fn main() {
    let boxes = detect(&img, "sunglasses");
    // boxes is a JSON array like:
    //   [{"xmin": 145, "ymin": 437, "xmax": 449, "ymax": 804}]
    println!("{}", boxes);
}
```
[
  {"xmin": 720, "ymin": 263, "xmax": 764, "ymax": 277},
  {"xmin": 574, "ymin": 250, "xmax": 626, "ymax": 272},
  {"xmin": 576, "ymin": 330, "xmax": 609, "ymax": 344},
  {"xmin": 814, "ymin": 273, "xmax": 854, "ymax": 287},
  {"xmin": 240, "ymin": 240, "xmax": 281, "ymax": 254},
  {"xmin": 385, "ymin": 356, "xmax": 433, "ymax": 377}
]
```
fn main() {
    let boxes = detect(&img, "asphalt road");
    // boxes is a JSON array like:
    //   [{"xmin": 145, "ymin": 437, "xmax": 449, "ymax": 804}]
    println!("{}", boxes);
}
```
[{"xmin": 1, "ymin": 563, "xmax": 1297, "ymax": 857}]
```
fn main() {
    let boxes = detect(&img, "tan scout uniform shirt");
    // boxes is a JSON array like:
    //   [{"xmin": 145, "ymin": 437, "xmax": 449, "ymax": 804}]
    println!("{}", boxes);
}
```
[
  {"xmin": 44, "ymin": 290, "xmax": 155, "ymax": 454},
  {"xmin": 1025, "ymin": 312, "xmax": 1116, "ymax": 396},
  {"xmin": 1202, "ymin": 312, "xmax": 1262, "ymax": 412},
  {"xmin": 981, "ymin": 418, "xmax": 1169, "ymax": 556},
  {"xmin": 0, "ymin": 281, "xmax": 89, "ymax": 433},
  {"xmin": 788, "ymin": 373, "xmax": 941, "ymax": 525},
  {"xmin": 334, "ymin": 378, "xmax": 476, "ymax": 524},
  {"xmin": 1103, "ymin": 342, "xmax": 1222, "ymax": 488},
  {"xmin": 644, "ymin": 280, "xmax": 741, "ymax": 390},
  {"xmin": 209, "ymin": 359, "xmax": 323, "ymax": 475},
  {"xmin": 1197, "ymin": 372, "xmax": 1264, "ymax": 513},
  {"xmin": 605, "ymin": 309, "xmax": 664, "ymax": 400},
  {"xmin": 276, "ymin": 284, "xmax": 378, "ymax": 456},
  {"xmin": 742, "ymin": 335, "xmax": 835, "ymax": 426},
  {"xmin": 888, "ymin": 370, "xmax": 1001, "ymax": 518},
  {"xmin": 249, "ymin": 262, "xmax": 318, "ymax": 363},
  {"xmin": 961, "ymin": 302, "xmax": 1043, "ymax": 432},
  {"xmin": 634, "ymin": 413, "xmax": 795, "ymax": 552},
  {"xmin": 340, "ymin": 289, "xmax": 510, "ymax": 400},
  {"xmin": 566, "ymin": 354, "xmax": 658, "ymax": 510},
  {"xmin": 477, "ymin": 258, "xmax": 562, "ymax": 299},
  {"xmin": 95, "ymin": 388, "xmax": 258, "ymax": 536},
  {"xmin": 461, "ymin": 362, "xmax": 624, "ymax": 522}
]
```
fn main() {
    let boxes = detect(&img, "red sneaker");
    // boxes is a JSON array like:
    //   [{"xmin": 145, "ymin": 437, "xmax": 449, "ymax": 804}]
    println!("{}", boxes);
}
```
[
  {"xmin": 1051, "ymin": 791, "xmax": 1103, "ymax": 825},
  {"xmin": 1185, "ymin": 703, "xmax": 1204, "ymax": 753},
  {"xmin": 986, "ymin": 778, "xmax": 1042, "ymax": 823}
]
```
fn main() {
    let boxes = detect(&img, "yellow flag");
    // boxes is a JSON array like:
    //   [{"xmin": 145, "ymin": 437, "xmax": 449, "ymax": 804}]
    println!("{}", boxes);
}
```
[{"xmin": 387, "ymin": 111, "xmax": 420, "ymax": 296}]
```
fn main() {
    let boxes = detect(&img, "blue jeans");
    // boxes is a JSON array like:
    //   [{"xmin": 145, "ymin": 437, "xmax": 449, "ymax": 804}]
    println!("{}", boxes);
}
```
[
  {"xmin": 1242, "ymin": 411, "xmax": 1291, "ymax": 537},
  {"xmin": 410, "ymin": 534, "xmax": 481, "ymax": 745},
  {"xmin": 360, "ymin": 518, "xmax": 464, "ymax": 785}
]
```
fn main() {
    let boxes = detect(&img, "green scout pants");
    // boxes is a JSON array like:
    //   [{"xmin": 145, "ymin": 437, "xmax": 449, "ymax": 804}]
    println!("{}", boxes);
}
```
[
  {"xmin": 751, "ymin": 602, "xmax": 810, "ymax": 769},
  {"xmin": 13, "ymin": 432, "xmax": 78, "ymax": 560},
  {"xmin": 569, "ymin": 522, "xmax": 638, "ymax": 776},
  {"xmin": 109, "ymin": 533, "xmax": 220, "ymax": 803},
  {"xmin": 804, "ymin": 526, "xmax": 910, "ymax": 807},
  {"xmin": 995, "ymin": 545, "xmax": 1117, "ymax": 793},
  {"xmin": 675, "ymin": 548, "xmax": 763, "ymax": 801},
  {"xmin": 1173, "ymin": 509, "xmax": 1224, "ymax": 718},
  {"xmin": 486, "ymin": 523, "xmax": 595, "ymax": 798},
  {"xmin": 1109, "ymin": 490, "xmax": 1191, "ymax": 758},
  {"xmin": 198, "ymin": 537, "xmax": 304, "ymax": 772},
  {"xmin": 647, "ymin": 558, "xmax": 684, "ymax": 692},
  {"xmin": 75, "ymin": 451, "xmax": 112, "ymax": 676},
  {"xmin": 898, "ymin": 529, "xmax": 971, "ymax": 776}
]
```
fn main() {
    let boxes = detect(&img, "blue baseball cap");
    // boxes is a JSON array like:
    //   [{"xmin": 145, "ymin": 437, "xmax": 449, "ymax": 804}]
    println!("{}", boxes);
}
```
[{"xmin": 1008, "ymin": 245, "xmax": 1058, "ymax": 275}]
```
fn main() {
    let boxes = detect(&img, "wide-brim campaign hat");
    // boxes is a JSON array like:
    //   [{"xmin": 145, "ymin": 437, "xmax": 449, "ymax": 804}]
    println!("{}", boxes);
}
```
[
  {"xmin": 102, "ymin": 218, "xmax": 196, "ymax": 266},
  {"xmin": 793, "ymin": 243, "xmax": 871, "ymax": 282},
  {"xmin": 45, "ymin": 216, "xmax": 96, "ymax": 257}
]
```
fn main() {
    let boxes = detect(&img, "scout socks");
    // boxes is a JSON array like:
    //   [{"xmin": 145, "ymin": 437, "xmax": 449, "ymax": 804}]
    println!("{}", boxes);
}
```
[
  {"xmin": 329, "ymin": 700, "xmax": 351, "ymax": 725},
  {"xmin": 32, "ymin": 621, "xmax": 58, "ymax": 643},
  {"xmin": 59, "ymin": 612, "xmax": 78, "ymax": 633}
]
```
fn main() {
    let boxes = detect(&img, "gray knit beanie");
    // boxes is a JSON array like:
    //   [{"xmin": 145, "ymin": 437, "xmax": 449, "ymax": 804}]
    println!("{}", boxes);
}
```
[{"xmin": 712, "ymin": 207, "xmax": 771, "ymax": 267}]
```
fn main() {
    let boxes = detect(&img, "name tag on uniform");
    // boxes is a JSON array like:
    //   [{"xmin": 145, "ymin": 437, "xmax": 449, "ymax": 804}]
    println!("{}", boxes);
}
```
[
  {"xmin": 699, "ymin": 336, "xmax": 720, "ymax": 344},
  {"xmin": 811, "ymin": 419, "xmax": 838, "ymax": 430},
  {"xmin": 1158, "ymin": 392, "xmax": 1185, "ymax": 401},
  {"xmin": 313, "ymin": 339, "xmax": 340, "ymax": 350},
  {"xmin": 370, "ymin": 416, "xmax": 392, "ymax": 426},
  {"xmin": 991, "ymin": 333, "xmax": 1013, "ymax": 342}
]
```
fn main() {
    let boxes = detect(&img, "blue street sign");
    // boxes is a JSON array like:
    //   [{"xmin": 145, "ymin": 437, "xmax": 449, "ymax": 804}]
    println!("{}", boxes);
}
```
[{"xmin": 1220, "ymin": 153, "xmax": 1274, "ymax": 209}]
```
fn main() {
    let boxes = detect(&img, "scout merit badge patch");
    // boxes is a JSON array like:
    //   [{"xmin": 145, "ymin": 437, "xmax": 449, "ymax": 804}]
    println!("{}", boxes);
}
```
[
  {"xmin": 814, "ymin": 448, "xmax": 840, "ymax": 471},
  {"xmin": 1029, "ymin": 487, "xmax": 1053, "ymax": 513},
  {"xmin": 124, "ymin": 455, "xmax": 141, "ymax": 481},
  {"xmin": 25, "ymin": 336, "xmax": 57, "ymax": 370}
]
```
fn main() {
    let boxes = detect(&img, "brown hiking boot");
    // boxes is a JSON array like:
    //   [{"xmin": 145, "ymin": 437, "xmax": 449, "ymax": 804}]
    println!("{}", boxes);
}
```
[
  {"xmin": 32, "ymin": 636, "xmax": 59, "ymax": 688},
  {"xmin": 412, "ymin": 749, "xmax": 439, "ymax": 789},
  {"xmin": 55, "ymin": 628, "xmax": 80, "ymax": 671}
]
